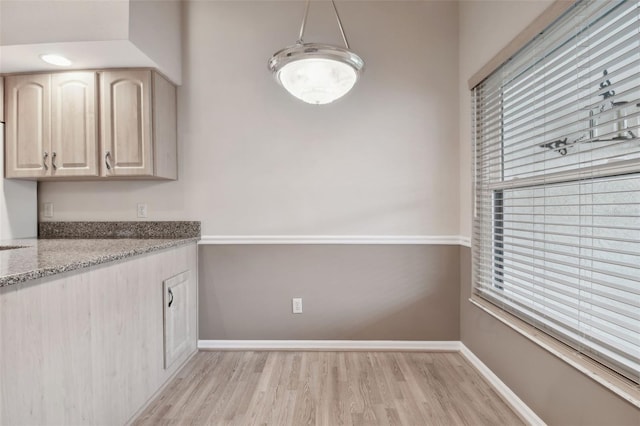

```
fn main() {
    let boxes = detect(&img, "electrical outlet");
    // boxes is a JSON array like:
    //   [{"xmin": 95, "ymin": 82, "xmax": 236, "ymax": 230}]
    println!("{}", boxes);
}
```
[
  {"xmin": 137, "ymin": 203, "xmax": 148, "ymax": 218},
  {"xmin": 292, "ymin": 298, "xmax": 303, "ymax": 314},
  {"xmin": 43, "ymin": 202, "xmax": 54, "ymax": 218}
]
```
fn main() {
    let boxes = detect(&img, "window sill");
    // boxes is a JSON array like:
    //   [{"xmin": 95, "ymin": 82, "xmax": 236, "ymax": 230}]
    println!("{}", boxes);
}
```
[{"xmin": 468, "ymin": 296, "xmax": 640, "ymax": 409}]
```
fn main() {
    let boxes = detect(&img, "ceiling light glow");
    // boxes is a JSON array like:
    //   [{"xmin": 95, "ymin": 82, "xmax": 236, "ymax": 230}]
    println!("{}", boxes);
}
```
[{"xmin": 40, "ymin": 54, "xmax": 72, "ymax": 67}]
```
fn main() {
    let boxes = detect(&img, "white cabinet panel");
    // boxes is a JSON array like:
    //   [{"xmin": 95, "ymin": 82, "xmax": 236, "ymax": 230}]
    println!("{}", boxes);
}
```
[
  {"xmin": 163, "ymin": 270, "xmax": 192, "ymax": 369},
  {"xmin": 0, "ymin": 243, "xmax": 198, "ymax": 425}
]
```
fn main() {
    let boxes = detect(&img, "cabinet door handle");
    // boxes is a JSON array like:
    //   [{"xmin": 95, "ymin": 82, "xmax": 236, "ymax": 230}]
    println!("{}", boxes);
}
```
[
  {"xmin": 105, "ymin": 151, "xmax": 112, "ymax": 170},
  {"xmin": 51, "ymin": 152, "xmax": 57, "ymax": 170},
  {"xmin": 168, "ymin": 288, "xmax": 174, "ymax": 308},
  {"xmin": 43, "ymin": 151, "xmax": 49, "ymax": 171}
]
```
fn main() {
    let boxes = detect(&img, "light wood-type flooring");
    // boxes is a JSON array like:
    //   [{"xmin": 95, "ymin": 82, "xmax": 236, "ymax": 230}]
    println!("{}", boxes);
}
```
[{"xmin": 133, "ymin": 351, "xmax": 526, "ymax": 426}]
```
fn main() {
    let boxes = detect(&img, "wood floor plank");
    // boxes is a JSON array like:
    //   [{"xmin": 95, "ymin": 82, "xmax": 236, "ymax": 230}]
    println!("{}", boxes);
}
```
[{"xmin": 134, "ymin": 351, "xmax": 526, "ymax": 426}]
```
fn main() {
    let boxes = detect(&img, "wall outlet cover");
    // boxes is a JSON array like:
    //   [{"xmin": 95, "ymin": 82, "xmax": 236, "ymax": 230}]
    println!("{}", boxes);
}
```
[
  {"xmin": 137, "ymin": 203, "xmax": 148, "ymax": 218},
  {"xmin": 43, "ymin": 202, "xmax": 54, "ymax": 218},
  {"xmin": 292, "ymin": 297, "xmax": 303, "ymax": 314}
]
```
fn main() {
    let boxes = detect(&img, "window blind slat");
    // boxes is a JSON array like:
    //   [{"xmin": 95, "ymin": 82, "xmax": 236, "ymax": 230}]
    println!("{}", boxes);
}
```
[
  {"xmin": 481, "ymin": 275, "xmax": 640, "ymax": 344},
  {"xmin": 476, "ymin": 111, "xmax": 640, "ymax": 169},
  {"xmin": 502, "ymin": 35, "xmax": 640, "ymax": 126},
  {"xmin": 486, "ymin": 255, "xmax": 638, "ymax": 298},
  {"xmin": 492, "ymin": 249, "xmax": 640, "ymax": 288},
  {"xmin": 471, "ymin": 226, "xmax": 640, "ymax": 259},
  {"xmin": 490, "ymin": 236, "xmax": 640, "ymax": 270},
  {"xmin": 501, "ymin": 0, "xmax": 635, "ymax": 90},
  {"xmin": 476, "ymin": 265, "xmax": 640, "ymax": 310},
  {"xmin": 473, "ymin": 265, "xmax": 640, "ymax": 324},
  {"xmin": 476, "ymin": 1, "xmax": 639, "ymax": 122}
]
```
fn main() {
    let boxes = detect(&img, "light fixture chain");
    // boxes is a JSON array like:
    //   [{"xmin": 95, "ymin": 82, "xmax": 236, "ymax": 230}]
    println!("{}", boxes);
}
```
[
  {"xmin": 296, "ymin": 0, "xmax": 351, "ymax": 49},
  {"xmin": 297, "ymin": 0, "xmax": 312, "ymax": 44},
  {"xmin": 330, "ymin": 0, "xmax": 350, "ymax": 49}
]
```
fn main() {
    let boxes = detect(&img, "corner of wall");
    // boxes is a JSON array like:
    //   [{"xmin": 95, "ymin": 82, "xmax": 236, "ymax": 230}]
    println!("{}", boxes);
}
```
[{"xmin": 128, "ymin": 0, "xmax": 182, "ymax": 85}]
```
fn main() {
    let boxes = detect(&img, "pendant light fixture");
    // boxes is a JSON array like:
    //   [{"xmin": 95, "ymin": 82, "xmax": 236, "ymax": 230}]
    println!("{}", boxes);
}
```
[{"xmin": 268, "ymin": 0, "xmax": 364, "ymax": 105}]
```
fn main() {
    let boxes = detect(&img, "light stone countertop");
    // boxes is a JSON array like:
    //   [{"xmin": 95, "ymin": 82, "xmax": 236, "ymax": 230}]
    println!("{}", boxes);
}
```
[{"xmin": 0, "ymin": 238, "xmax": 199, "ymax": 288}]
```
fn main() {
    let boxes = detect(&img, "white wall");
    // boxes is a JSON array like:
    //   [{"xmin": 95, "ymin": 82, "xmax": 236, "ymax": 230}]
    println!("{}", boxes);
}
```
[
  {"xmin": 40, "ymin": 0, "xmax": 460, "ymax": 237},
  {"xmin": 129, "ymin": 0, "xmax": 182, "ymax": 84},
  {"xmin": 458, "ymin": 0, "xmax": 553, "ymax": 239},
  {"xmin": 0, "ymin": 0, "xmax": 129, "ymax": 46}
]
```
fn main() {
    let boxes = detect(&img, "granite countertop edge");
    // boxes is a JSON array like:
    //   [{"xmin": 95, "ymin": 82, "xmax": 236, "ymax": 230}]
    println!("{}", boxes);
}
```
[{"xmin": 0, "ymin": 237, "xmax": 199, "ymax": 288}]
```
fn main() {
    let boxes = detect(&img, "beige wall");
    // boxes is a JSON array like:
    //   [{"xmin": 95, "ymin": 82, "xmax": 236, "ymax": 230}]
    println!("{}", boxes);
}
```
[
  {"xmin": 459, "ymin": 247, "xmax": 639, "ymax": 425},
  {"xmin": 200, "ymin": 244, "xmax": 460, "ymax": 340},
  {"xmin": 39, "ymin": 0, "xmax": 460, "ymax": 237},
  {"xmin": 0, "ymin": 0, "xmax": 129, "ymax": 46},
  {"xmin": 129, "ymin": 0, "xmax": 182, "ymax": 84}
]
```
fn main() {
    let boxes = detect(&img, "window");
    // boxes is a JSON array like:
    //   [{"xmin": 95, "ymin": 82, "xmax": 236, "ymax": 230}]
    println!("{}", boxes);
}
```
[{"xmin": 472, "ymin": 0, "xmax": 640, "ymax": 384}]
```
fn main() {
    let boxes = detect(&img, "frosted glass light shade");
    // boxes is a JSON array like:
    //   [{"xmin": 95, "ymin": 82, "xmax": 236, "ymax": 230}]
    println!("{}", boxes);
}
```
[
  {"xmin": 277, "ymin": 58, "xmax": 357, "ymax": 104},
  {"xmin": 269, "ymin": 43, "xmax": 364, "ymax": 105}
]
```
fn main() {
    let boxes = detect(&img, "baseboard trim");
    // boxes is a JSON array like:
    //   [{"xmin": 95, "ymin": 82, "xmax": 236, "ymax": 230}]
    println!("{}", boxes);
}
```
[
  {"xmin": 198, "ymin": 339, "xmax": 462, "ymax": 351},
  {"xmin": 199, "ymin": 235, "xmax": 469, "ymax": 246},
  {"xmin": 460, "ymin": 343, "xmax": 546, "ymax": 426}
]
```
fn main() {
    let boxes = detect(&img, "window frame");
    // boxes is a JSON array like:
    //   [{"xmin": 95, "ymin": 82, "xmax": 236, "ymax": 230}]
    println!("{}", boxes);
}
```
[{"xmin": 470, "ymin": 0, "xmax": 640, "ymax": 404}]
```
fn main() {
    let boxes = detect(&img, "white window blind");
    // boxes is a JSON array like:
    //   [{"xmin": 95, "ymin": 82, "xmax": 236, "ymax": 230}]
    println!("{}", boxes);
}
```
[{"xmin": 473, "ymin": 0, "xmax": 640, "ymax": 383}]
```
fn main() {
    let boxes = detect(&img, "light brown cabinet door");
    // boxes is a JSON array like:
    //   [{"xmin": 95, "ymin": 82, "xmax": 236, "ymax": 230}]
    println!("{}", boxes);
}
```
[
  {"xmin": 4, "ymin": 74, "xmax": 51, "ymax": 178},
  {"xmin": 50, "ymin": 72, "xmax": 98, "ymax": 177},
  {"xmin": 100, "ymin": 70, "xmax": 153, "ymax": 176}
]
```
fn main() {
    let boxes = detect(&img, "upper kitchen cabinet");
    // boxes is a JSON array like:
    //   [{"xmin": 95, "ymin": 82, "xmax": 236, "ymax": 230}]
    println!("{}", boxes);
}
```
[
  {"xmin": 4, "ymin": 69, "xmax": 177, "ymax": 180},
  {"xmin": 51, "ymin": 73, "xmax": 99, "ymax": 177},
  {"xmin": 4, "ymin": 72, "xmax": 98, "ymax": 179},
  {"xmin": 0, "ymin": 0, "xmax": 182, "ymax": 85},
  {"xmin": 5, "ymin": 74, "xmax": 52, "ymax": 178},
  {"xmin": 100, "ymin": 70, "xmax": 177, "ymax": 180}
]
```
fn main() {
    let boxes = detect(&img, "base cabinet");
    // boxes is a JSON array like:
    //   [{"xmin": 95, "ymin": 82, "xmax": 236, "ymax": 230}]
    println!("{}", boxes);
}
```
[
  {"xmin": 163, "ymin": 270, "xmax": 193, "ymax": 369},
  {"xmin": 0, "ymin": 243, "xmax": 197, "ymax": 426}
]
